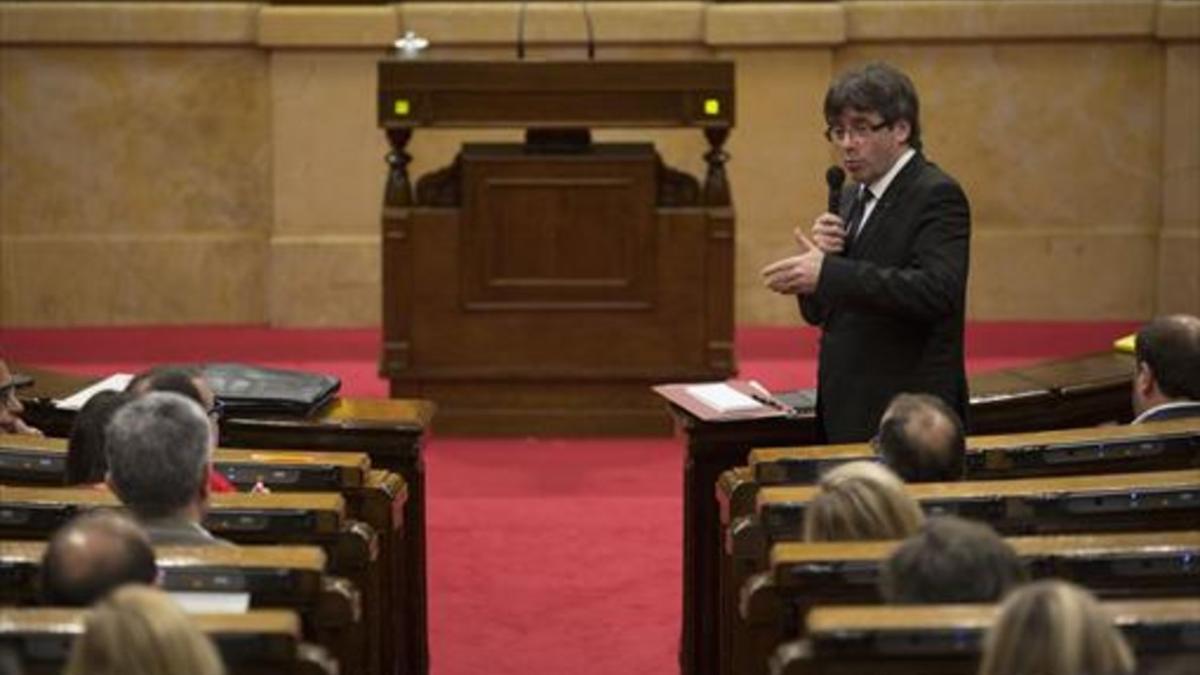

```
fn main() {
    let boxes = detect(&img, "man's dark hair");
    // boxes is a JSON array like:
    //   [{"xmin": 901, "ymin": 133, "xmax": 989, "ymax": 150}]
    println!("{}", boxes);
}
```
[
  {"xmin": 106, "ymin": 392, "xmax": 211, "ymax": 519},
  {"xmin": 1135, "ymin": 315, "xmax": 1200, "ymax": 400},
  {"xmin": 824, "ymin": 62, "xmax": 923, "ymax": 151},
  {"xmin": 65, "ymin": 391, "xmax": 132, "ymax": 485},
  {"xmin": 879, "ymin": 516, "xmax": 1028, "ymax": 604},
  {"xmin": 875, "ymin": 393, "xmax": 966, "ymax": 482},
  {"xmin": 40, "ymin": 510, "xmax": 157, "ymax": 607},
  {"xmin": 125, "ymin": 366, "xmax": 206, "ymax": 406}
]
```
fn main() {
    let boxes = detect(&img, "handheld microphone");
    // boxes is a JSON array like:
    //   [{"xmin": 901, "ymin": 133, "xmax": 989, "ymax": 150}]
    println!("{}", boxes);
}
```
[{"xmin": 825, "ymin": 166, "xmax": 845, "ymax": 215}]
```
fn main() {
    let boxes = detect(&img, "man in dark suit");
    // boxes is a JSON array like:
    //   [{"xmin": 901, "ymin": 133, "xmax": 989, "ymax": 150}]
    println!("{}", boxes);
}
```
[
  {"xmin": 762, "ymin": 63, "xmax": 970, "ymax": 442},
  {"xmin": 1131, "ymin": 314, "xmax": 1200, "ymax": 423}
]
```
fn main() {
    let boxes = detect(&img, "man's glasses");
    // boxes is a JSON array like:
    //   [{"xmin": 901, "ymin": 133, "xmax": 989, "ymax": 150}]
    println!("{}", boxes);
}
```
[{"xmin": 824, "ymin": 120, "xmax": 891, "ymax": 144}]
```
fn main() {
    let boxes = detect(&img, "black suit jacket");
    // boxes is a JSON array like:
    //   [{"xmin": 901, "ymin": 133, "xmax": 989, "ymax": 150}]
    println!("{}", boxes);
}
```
[
  {"xmin": 1137, "ymin": 401, "xmax": 1200, "ymax": 423},
  {"xmin": 800, "ymin": 153, "xmax": 970, "ymax": 442}
]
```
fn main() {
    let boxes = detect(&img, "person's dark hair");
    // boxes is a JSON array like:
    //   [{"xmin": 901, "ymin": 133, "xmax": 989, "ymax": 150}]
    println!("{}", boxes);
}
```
[
  {"xmin": 824, "ymin": 62, "xmax": 922, "ymax": 151},
  {"xmin": 106, "ymin": 392, "xmax": 211, "ymax": 519},
  {"xmin": 40, "ymin": 510, "xmax": 157, "ymax": 607},
  {"xmin": 875, "ymin": 393, "xmax": 966, "ymax": 482},
  {"xmin": 125, "ymin": 366, "xmax": 206, "ymax": 406},
  {"xmin": 879, "ymin": 516, "xmax": 1028, "ymax": 604},
  {"xmin": 65, "ymin": 391, "xmax": 132, "ymax": 485},
  {"xmin": 1135, "ymin": 315, "xmax": 1200, "ymax": 400}
]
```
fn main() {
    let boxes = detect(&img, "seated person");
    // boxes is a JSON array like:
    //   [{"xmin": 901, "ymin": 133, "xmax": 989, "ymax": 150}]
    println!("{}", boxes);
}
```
[
  {"xmin": 0, "ymin": 357, "xmax": 41, "ymax": 436},
  {"xmin": 64, "ymin": 585, "xmax": 225, "ymax": 675},
  {"xmin": 804, "ymin": 461, "xmax": 925, "ymax": 541},
  {"xmin": 106, "ymin": 392, "xmax": 232, "ymax": 547},
  {"xmin": 878, "ymin": 515, "xmax": 1028, "ymax": 604},
  {"xmin": 40, "ymin": 509, "xmax": 158, "ymax": 607},
  {"xmin": 125, "ymin": 366, "xmax": 234, "ymax": 493},
  {"xmin": 1132, "ymin": 314, "xmax": 1200, "ymax": 423},
  {"xmin": 873, "ymin": 392, "xmax": 966, "ymax": 482},
  {"xmin": 978, "ymin": 579, "xmax": 1134, "ymax": 675},
  {"xmin": 65, "ymin": 390, "xmax": 132, "ymax": 486}
]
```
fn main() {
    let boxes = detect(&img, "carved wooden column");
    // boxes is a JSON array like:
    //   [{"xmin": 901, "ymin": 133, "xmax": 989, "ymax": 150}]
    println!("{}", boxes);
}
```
[{"xmin": 703, "ymin": 126, "xmax": 732, "ymax": 206}]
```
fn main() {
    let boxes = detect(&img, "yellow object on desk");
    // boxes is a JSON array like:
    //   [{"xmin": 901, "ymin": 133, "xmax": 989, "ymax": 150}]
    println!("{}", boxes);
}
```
[{"xmin": 1113, "ymin": 334, "xmax": 1136, "ymax": 354}]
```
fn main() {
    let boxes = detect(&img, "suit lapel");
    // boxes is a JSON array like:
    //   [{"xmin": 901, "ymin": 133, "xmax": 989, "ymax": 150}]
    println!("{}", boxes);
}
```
[{"xmin": 851, "ymin": 153, "xmax": 926, "ymax": 259}]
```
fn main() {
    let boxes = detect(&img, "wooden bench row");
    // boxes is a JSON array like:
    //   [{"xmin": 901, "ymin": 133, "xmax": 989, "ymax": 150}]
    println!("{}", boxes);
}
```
[
  {"xmin": 713, "ymin": 418, "xmax": 1200, "ymax": 675},
  {"xmin": 15, "ymin": 366, "xmax": 436, "ymax": 675},
  {"xmin": 733, "ymin": 531, "xmax": 1200, "ymax": 675},
  {"xmin": 0, "ymin": 607, "xmax": 336, "ymax": 675},
  {"xmin": 0, "ymin": 435, "xmax": 410, "ymax": 675},
  {"xmin": 772, "ymin": 598, "xmax": 1200, "ymax": 675}
]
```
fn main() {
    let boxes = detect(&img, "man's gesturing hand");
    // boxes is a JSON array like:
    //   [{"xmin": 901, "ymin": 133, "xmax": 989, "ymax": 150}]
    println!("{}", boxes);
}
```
[{"xmin": 762, "ymin": 232, "xmax": 825, "ymax": 296}]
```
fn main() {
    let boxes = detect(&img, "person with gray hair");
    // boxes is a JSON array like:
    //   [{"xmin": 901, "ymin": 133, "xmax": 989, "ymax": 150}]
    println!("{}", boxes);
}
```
[{"xmin": 105, "ymin": 391, "xmax": 231, "ymax": 547}]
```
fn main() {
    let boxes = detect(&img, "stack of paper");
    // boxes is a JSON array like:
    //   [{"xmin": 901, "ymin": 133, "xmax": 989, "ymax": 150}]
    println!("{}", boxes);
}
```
[{"xmin": 685, "ymin": 383, "xmax": 763, "ymax": 413}]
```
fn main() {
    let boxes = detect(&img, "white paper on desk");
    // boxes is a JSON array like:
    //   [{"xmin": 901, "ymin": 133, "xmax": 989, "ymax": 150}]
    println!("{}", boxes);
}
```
[
  {"xmin": 171, "ymin": 591, "xmax": 251, "ymax": 615},
  {"xmin": 53, "ymin": 373, "xmax": 134, "ymax": 410},
  {"xmin": 685, "ymin": 383, "xmax": 763, "ymax": 413}
]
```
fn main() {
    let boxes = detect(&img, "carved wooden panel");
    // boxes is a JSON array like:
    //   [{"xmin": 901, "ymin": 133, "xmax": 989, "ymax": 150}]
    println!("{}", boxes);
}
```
[{"xmin": 460, "ymin": 144, "xmax": 656, "ymax": 310}]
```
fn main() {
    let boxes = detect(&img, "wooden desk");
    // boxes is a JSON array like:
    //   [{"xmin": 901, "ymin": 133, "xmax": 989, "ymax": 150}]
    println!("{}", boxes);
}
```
[
  {"xmin": 731, "ymin": 531, "xmax": 1200, "ymax": 675},
  {"xmin": 378, "ymin": 57, "xmax": 736, "ymax": 438},
  {"xmin": 14, "ymin": 365, "xmax": 434, "ymax": 675},
  {"xmin": 758, "ymin": 469, "xmax": 1200, "ymax": 541},
  {"xmin": 751, "ymin": 417, "xmax": 1200, "ymax": 486},
  {"xmin": 670, "ymin": 351, "xmax": 1134, "ymax": 675},
  {"xmin": 0, "ymin": 607, "xmax": 332, "ymax": 675},
  {"xmin": 773, "ymin": 599, "xmax": 1200, "ymax": 675}
]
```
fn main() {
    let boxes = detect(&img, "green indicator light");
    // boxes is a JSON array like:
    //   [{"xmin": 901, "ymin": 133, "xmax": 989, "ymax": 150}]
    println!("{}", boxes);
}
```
[
  {"xmin": 394, "ymin": 99, "xmax": 411, "ymax": 116},
  {"xmin": 703, "ymin": 98, "xmax": 721, "ymax": 116}
]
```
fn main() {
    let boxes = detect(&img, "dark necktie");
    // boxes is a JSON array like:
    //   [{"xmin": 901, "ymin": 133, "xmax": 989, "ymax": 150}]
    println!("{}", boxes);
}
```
[{"xmin": 844, "ymin": 188, "xmax": 875, "ymax": 254}]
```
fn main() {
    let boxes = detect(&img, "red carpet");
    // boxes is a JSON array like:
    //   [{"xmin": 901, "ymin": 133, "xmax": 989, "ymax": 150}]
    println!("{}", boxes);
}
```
[{"xmin": 0, "ymin": 322, "xmax": 1138, "ymax": 675}]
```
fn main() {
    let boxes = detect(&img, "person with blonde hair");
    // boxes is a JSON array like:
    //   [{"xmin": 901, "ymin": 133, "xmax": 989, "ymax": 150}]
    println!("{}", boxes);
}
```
[
  {"xmin": 803, "ymin": 460, "xmax": 924, "ymax": 541},
  {"xmin": 64, "ymin": 585, "xmax": 225, "ymax": 675},
  {"xmin": 978, "ymin": 579, "xmax": 1135, "ymax": 675}
]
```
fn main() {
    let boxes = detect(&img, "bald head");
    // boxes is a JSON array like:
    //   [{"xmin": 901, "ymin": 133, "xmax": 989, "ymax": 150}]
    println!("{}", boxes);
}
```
[
  {"xmin": 1134, "ymin": 314, "xmax": 1200, "ymax": 414},
  {"xmin": 41, "ymin": 510, "xmax": 157, "ymax": 606},
  {"xmin": 875, "ymin": 393, "xmax": 965, "ymax": 482}
]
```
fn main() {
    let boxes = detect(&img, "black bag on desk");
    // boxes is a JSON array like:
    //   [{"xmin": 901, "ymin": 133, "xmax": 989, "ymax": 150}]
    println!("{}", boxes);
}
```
[{"xmin": 200, "ymin": 363, "xmax": 341, "ymax": 417}]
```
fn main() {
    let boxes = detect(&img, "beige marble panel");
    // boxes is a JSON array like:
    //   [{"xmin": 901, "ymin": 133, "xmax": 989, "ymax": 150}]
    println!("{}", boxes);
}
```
[
  {"xmin": 0, "ymin": 235, "xmax": 266, "ymax": 326},
  {"xmin": 257, "ymin": 5, "xmax": 398, "ymax": 47},
  {"xmin": 269, "ymin": 236, "xmax": 379, "ymax": 326},
  {"xmin": 1163, "ymin": 44, "xmax": 1199, "ymax": 232},
  {"xmin": 847, "ymin": 0, "xmax": 1156, "ymax": 41},
  {"xmin": 835, "ymin": 43, "xmax": 1162, "ymax": 233},
  {"xmin": 0, "ymin": 47, "xmax": 272, "ymax": 237},
  {"xmin": 1158, "ymin": 0, "xmax": 1200, "ymax": 40},
  {"xmin": 1156, "ymin": 230, "xmax": 1200, "ymax": 314},
  {"xmin": 271, "ymin": 50, "xmax": 390, "ymax": 237},
  {"xmin": 725, "ymin": 49, "xmax": 837, "ymax": 324},
  {"xmin": 397, "ymin": 2, "xmax": 706, "ymax": 46},
  {"xmin": 970, "ymin": 229, "xmax": 1157, "ymax": 319},
  {"xmin": 0, "ymin": 2, "xmax": 257, "ymax": 44},
  {"xmin": 705, "ymin": 4, "xmax": 844, "ymax": 46}
]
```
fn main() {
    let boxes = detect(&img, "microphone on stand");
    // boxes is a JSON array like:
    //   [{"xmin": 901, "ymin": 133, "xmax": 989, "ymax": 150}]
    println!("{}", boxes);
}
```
[
  {"xmin": 516, "ymin": 1, "xmax": 529, "ymax": 59},
  {"xmin": 581, "ymin": 0, "xmax": 596, "ymax": 60},
  {"xmin": 825, "ymin": 166, "xmax": 845, "ymax": 216}
]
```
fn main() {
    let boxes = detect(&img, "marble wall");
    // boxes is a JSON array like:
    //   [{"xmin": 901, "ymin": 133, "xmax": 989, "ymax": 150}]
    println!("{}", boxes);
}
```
[{"xmin": 1, "ymin": 1, "xmax": 1196, "ymax": 326}]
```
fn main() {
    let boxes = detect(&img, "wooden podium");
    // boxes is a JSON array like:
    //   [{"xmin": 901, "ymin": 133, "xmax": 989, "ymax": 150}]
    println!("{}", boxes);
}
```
[{"xmin": 377, "ymin": 57, "xmax": 736, "ymax": 435}]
